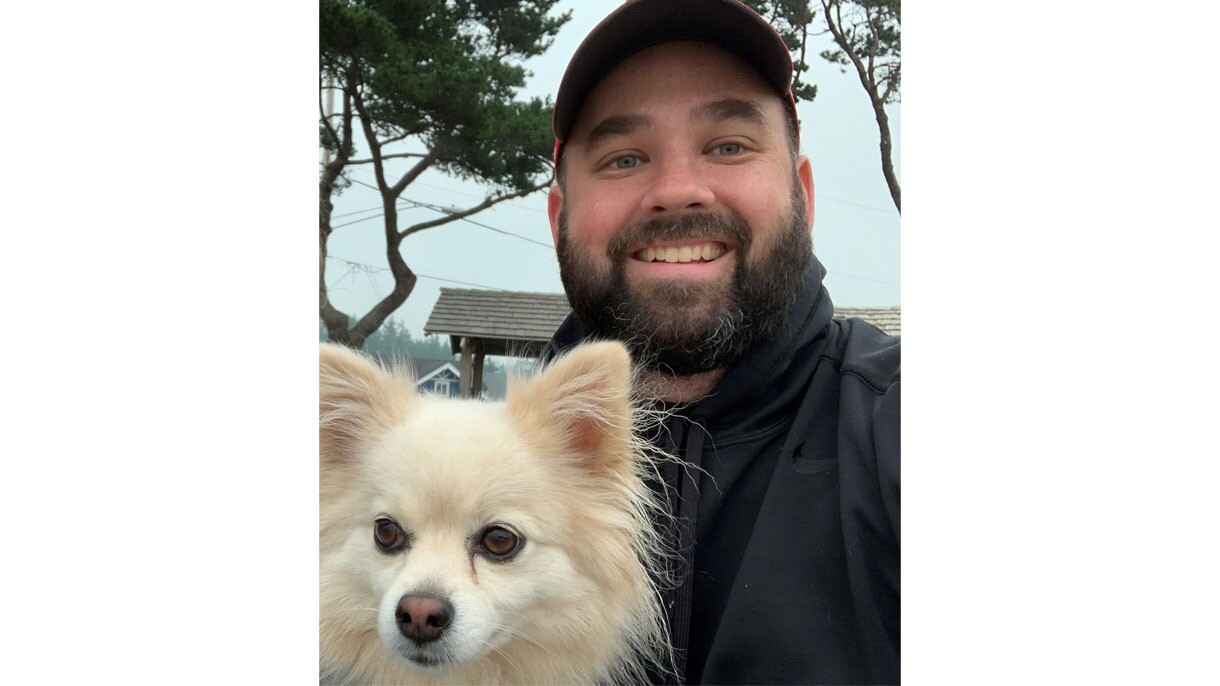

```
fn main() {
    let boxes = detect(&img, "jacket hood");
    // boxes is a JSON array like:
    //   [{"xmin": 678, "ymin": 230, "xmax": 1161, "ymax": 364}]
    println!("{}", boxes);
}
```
[{"xmin": 543, "ymin": 254, "xmax": 836, "ymax": 436}]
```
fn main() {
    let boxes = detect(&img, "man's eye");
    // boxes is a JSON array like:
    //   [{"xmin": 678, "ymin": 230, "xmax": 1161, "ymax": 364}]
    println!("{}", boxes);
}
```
[
  {"xmin": 612, "ymin": 155, "xmax": 640, "ymax": 169},
  {"xmin": 713, "ymin": 143, "xmax": 743, "ymax": 156}
]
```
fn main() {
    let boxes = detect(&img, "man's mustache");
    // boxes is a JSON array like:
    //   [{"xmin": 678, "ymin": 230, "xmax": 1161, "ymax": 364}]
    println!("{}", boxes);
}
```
[{"xmin": 606, "ymin": 212, "xmax": 753, "ymax": 261}]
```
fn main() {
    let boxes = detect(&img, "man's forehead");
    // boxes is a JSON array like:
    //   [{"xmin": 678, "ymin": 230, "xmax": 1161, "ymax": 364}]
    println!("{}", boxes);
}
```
[{"xmin": 570, "ymin": 41, "xmax": 780, "ymax": 141}]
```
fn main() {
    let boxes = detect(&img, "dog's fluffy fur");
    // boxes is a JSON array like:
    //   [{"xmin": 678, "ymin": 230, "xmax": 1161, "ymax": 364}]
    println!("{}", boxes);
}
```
[{"xmin": 320, "ymin": 341, "xmax": 671, "ymax": 685}]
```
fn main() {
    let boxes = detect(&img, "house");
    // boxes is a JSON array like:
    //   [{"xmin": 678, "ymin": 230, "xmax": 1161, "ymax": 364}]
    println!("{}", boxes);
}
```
[
  {"xmin": 360, "ymin": 354, "xmax": 495, "ymax": 399},
  {"xmin": 407, "ymin": 357, "xmax": 511, "ymax": 400},
  {"xmin": 410, "ymin": 358, "xmax": 464, "ymax": 397}
]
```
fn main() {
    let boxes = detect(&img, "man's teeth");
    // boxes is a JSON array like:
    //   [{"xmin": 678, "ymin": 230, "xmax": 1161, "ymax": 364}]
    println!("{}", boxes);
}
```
[{"xmin": 638, "ymin": 243, "xmax": 726, "ymax": 263}]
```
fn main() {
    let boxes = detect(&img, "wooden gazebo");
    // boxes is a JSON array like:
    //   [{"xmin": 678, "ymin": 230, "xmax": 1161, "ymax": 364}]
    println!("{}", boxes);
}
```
[
  {"xmin": 833, "ymin": 306, "xmax": 901, "ymax": 337},
  {"xmin": 423, "ymin": 288, "xmax": 572, "ymax": 397}
]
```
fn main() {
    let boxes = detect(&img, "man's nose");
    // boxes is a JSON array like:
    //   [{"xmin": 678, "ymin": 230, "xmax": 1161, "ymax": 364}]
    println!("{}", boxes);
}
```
[{"xmin": 640, "ymin": 154, "xmax": 715, "ymax": 215}]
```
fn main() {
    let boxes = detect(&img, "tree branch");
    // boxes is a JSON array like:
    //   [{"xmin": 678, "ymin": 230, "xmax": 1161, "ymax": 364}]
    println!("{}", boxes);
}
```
[
  {"xmin": 865, "ymin": 5, "xmax": 877, "ymax": 83},
  {"xmin": 350, "ymin": 87, "xmax": 393, "ymax": 193},
  {"xmin": 349, "ymin": 271, "xmax": 417, "ymax": 344},
  {"xmin": 400, "ymin": 182, "xmax": 549, "ymax": 239},
  {"xmin": 389, "ymin": 152, "xmax": 438, "ymax": 197},
  {"xmin": 348, "ymin": 152, "xmax": 433, "ymax": 165},
  {"xmin": 379, "ymin": 131, "xmax": 414, "ymax": 147},
  {"xmin": 880, "ymin": 67, "xmax": 898, "ymax": 103},
  {"xmin": 798, "ymin": 20, "xmax": 809, "ymax": 90}
]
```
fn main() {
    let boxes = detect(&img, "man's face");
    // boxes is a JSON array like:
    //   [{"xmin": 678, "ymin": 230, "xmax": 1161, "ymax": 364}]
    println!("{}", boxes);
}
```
[{"xmin": 549, "ymin": 41, "xmax": 815, "ymax": 374}]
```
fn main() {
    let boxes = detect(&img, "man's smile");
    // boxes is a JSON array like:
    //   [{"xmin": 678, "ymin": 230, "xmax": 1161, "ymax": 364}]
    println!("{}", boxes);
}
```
[
  {"xmin": 623, "ymin": 239, "xmax": 737, "ymax": 279},
  {"xmin": 631, "ymin": 240, "xmax": 729, "ymax": 263}
]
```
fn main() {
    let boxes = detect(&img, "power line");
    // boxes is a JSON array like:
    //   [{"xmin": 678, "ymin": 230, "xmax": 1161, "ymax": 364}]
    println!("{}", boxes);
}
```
[
  {"xmin": 329, "ymin": 197, "xmax": 431, "ymax": 230},
  {"xmin": 817, "ymin": 194, "xmax": 900, "ymax": 216},
  {"xmin": 343, "ymin": 179, "xmax": 555, "ymax": 250},
  {"xmin": 412, "ymin": 179, "xmax": 549, "ymax": 215},
  {"xmin": 331, "ymin": 204, "xmax": 387, "ymax": 220},
  {"xmin": 403, "ymin": 198, "xmax": 555, "ymax": 249},
  {"xmin": 325, "ymin": 254, "xmax": 390, "ymax": 273},
  {"xmin": 330, "ymin": 211, "xmax": 391, "ymax": 229},
  {"xmin": 327, "ymin": 251, "xmax": 895, "ymax": 294},
  {"xmin": 342, "ymin": 164, "xmax": 551, "ymax": 215},
  {"xmin": 330, "ymin": 180, "xmax": 894, "ymax": 287},
  {"xmin": 324, "ymin": 254, "xmax": 507, "ymax": 291},
  {"xmin": 415, "ymin": 272, "xmax": 509, "ymax": 291}
]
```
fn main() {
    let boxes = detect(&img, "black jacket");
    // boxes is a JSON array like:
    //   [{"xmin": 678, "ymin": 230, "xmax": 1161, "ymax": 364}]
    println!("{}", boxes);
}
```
[{"xmin": 542, "ymin": 257, "xmax": 900, "ymax": 685}]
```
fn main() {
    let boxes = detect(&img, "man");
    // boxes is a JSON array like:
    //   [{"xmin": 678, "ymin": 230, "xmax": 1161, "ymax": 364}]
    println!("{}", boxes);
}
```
[{"xmin": 541, "ymin": 1, "xmax": 900, "ymax": 683}]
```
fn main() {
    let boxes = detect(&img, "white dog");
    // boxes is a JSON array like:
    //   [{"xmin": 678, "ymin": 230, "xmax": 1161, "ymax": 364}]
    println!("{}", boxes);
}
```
[{"xmin": 320, "ymin": 341, "xmax": 672, "ymax": 684}]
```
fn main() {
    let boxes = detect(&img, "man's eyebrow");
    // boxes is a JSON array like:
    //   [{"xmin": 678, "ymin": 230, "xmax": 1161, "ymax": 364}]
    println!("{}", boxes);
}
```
[
  {"xmin": 583, "ymin": 114, "xmax": 652, "ymax": 154},
  {"xmin": 692, "ymin": 98, "xmax": 769, "ymax": 128}
]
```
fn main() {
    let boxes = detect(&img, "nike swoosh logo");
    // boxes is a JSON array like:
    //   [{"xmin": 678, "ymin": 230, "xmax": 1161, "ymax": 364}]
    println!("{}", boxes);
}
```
[{"xmin": 793, "ymin": 456, "xmax": 838, "ymax": 475}]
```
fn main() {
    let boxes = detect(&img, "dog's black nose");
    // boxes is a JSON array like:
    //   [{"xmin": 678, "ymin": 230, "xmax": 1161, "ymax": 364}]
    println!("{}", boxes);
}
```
[{"xmin": 396, "ymin": 593, "xmax": 454, "ymax": 644}]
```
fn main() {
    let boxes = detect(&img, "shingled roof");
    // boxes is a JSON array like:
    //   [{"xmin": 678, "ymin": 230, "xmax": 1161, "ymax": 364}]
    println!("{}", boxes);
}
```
[
  {"xmin": 424, "ymin": 288, "xmax": 573, "ymax": 357},
  {"xmin": 834, "ymin": 306, "xmax": 901, "ymax": 337},
  {"xmin": 425, "ymin": 289, "xmax": 900, "ymax": 358}
]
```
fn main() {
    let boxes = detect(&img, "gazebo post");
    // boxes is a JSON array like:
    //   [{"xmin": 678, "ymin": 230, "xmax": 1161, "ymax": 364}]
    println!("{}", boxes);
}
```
[
  {"xmin": 471, "ymin": 338, "xmax": 485, "ymax": 398},
  {"xmin": 458, "ymin": 336, "xmax": 474, "ymax": 397}
]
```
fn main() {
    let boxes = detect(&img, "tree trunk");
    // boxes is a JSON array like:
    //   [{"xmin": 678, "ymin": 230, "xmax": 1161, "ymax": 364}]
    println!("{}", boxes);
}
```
[
  {"xmin": 823, "ymin": 0, "xmax": 901, "ymax": 213},
  {"xmin": 871, "ymin": 93, "xmax": 901, "ymax": 213}
]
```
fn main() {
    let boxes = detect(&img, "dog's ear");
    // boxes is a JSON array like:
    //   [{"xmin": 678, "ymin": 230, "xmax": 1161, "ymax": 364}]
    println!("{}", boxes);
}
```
[
  {"xmin": 508, "ymin": 342, "xmax": 635, "ymax": 473},
  {"xmin": 320, "ymin": 343, "xmax": 413, "ymax": 463}
]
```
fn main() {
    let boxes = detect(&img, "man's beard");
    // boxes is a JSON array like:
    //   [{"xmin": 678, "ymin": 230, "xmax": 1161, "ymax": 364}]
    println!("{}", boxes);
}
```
[{"xmin": 556, "ymin": 182, "xmax": 811, "ymax": 375}]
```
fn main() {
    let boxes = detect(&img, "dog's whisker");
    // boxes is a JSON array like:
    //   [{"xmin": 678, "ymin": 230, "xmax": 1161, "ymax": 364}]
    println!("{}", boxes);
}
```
[{"xmin": 330, "ymin": 606, "xmax": 379, "ymax": 616}]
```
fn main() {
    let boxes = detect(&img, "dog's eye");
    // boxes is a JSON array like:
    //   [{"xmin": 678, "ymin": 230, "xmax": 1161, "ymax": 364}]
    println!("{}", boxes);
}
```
[
  {"xmin": 373, "ymin": 517, "xmax": 408, "ymax": 553},
  {"xmin": 479, "ymin": 526, "xmax": 522, "ymax": 559}
]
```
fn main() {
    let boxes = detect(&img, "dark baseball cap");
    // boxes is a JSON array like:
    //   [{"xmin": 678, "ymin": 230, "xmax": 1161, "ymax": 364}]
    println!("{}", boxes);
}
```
[{"xmin": 551, "ymin": 0, "xmax": 798, "ymax": 166}]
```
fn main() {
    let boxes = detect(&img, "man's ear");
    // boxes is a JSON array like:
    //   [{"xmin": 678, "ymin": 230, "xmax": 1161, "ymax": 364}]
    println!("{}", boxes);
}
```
[
  {"xmin": 796, "ymin": 154, "xmax": 814, "ymax": 230},
  {"xmin": 548, "ymin": 183, "xmax": 564, "ymax": 247}
]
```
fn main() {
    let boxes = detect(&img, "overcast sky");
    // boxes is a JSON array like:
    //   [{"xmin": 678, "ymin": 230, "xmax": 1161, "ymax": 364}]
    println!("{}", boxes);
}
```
[{"xmin": 323, "ymin": 0, "xmax": 900, "ymax": 339}]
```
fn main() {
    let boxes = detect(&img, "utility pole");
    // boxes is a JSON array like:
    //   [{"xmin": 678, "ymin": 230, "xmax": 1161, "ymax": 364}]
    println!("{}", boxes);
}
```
[{"xmin": 322, "ymin": 76, "xmax": 335, "ymax": 167}]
